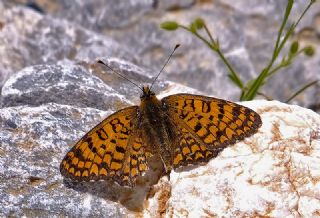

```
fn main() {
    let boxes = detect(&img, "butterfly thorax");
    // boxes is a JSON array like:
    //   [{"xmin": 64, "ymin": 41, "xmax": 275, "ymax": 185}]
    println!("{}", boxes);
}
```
[{"xmin": 139, "ymin": 86, "xmax": 176, "ymax": 172}]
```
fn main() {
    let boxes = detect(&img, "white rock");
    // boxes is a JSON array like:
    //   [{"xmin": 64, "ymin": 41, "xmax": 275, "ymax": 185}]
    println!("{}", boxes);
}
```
[{"xmin": 145, "ymin": 100, "xmax": 320, "ymax": 218}]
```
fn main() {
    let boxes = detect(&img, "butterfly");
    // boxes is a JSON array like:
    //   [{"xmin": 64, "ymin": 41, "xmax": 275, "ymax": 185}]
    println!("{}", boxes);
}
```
[
  {"xmin": 60, "ymin": 44, "xmax": 262, "ymax": 187},
  {"xmin": 60, "ymin": 85, "xmax": 262, "ymax": 187}
]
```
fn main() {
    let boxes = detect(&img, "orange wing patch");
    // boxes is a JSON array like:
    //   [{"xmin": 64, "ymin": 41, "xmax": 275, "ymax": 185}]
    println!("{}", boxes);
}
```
[
  {"xmin": 162, "ymin": 94, "xmax": 261, "ymax": 167},
  {"xmin": 117, "ymin": 131, "xmax": 150, "ymax": 185},
  {"xmin": 60, "ymin": 106, "xmax": 149, "ymax": 186},
  {"xmin": 172, "ymin": 127, "xmax": 223, "ymax": 168}
]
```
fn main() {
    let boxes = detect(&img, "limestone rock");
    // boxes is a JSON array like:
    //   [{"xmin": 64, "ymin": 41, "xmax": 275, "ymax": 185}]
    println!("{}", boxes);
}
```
[
  {"xmin": 145, "ymin": 100, "xmax": 320, "ymax": 217},
  {"xmin": 0, "ymin": 63, "xmax": 130, "ymax": 110}
]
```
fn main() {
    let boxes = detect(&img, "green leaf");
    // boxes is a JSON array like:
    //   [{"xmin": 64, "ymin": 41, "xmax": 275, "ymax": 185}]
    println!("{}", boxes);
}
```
[
  {"xmin": 242, "ymin": 68, "xmax": 269, "ymax": 100},
  {"xmin": 303, "ymin": 46, "xmax": 315, "ymax": 56},
  {"xmin": 290, "ymin": 41, "xmax": 299, "ymax": 54},
  {"xmin": 160, "ymin": 21, "xmax": 179, "ymax": 31}
]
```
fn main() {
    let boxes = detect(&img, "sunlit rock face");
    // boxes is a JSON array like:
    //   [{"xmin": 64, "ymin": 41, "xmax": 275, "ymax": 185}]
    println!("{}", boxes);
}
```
[{"xmin": 146, "ymin": 100, "xmax": 320, "ymax": 218}]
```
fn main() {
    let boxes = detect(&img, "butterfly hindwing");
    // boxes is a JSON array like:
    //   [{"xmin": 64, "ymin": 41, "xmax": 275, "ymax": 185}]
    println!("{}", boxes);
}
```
[
  {"xmin": 171, "ymin": 126, "xmax": 224, "ymax": 168},
  {"xmin": 60, "ymin": 106, "xmax": 149, "ymax": 186},
  {"xmin": 162, "ymin": 94, "xmax": 262, "ymax": 168},
  {"xmin": 118, "ymin": 129, "xmax": 150, "ymax": 186}
]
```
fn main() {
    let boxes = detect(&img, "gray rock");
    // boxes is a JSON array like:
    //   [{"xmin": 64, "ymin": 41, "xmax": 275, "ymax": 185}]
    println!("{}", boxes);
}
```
[
  {"xmin": 1, "ymin": 1, "xmax": 319, "ymax": 110},
  {"xmin": 0, "ymin": 63, "xmax": 131, "ymax": 111},
  {"xmin": 0, "ymin": 103, "xmax": 131, "ymax": 217},
  {"xmin": 0, "ymin": 4, "xmax": 137, "ymax": 88},
  {"xmin": 154, "ymin": 0, "xmax": 195, "ymax": 11}
]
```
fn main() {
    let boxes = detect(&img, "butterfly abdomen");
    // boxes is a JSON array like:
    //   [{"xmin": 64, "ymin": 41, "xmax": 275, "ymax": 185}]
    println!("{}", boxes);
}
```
[{"xmin": 139, "ymin": 95, "xmax": 176, "ymax": 172}]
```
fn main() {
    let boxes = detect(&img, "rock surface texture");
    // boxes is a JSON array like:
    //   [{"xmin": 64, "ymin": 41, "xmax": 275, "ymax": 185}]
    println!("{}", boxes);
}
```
[
  {"xmin": 145, "ymin": 100, "xmax": 320, "ymax": 218},
  {"xmin": 0, "ymin": 1, "xmax": 320, "ymax": 217},
  {"xmin": 1, "ymin": 62, "xmax": 320, "ymax": 217}
]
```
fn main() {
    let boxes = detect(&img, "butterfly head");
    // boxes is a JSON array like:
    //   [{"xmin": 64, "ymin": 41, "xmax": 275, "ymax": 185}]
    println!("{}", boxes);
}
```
[{"xmin": 140, "ymin": 86, "xmax": 155, "ymax": 100}]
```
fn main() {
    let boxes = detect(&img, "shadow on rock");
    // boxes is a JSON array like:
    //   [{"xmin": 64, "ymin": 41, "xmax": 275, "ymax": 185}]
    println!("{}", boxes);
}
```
[{"xmin": 62, "ymin": 155, "xmax": 166, "ymax": 212}]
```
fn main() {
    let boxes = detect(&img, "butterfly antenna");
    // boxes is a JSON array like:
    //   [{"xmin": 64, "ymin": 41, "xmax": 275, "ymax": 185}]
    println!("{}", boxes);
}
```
[
  {"xmin": 97, "ymin": 60, "xmax": 143, "ymax": 92},
  {"xmin": 150, "ymin": 44, "xmax": 180, "ymax": 90}
]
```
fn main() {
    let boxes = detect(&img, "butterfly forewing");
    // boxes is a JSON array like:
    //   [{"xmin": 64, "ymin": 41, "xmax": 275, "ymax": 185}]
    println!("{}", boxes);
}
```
[
  {"xmin": 162, "ymin": 94, "xmax": 262, "ymax": 168},
  {"xmin": 60, "ymin": 106, "xmax": 149, "ymax": 186}
]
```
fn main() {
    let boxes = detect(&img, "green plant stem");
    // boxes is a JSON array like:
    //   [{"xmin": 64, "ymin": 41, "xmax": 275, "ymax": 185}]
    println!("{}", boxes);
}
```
[
  {"xmin": 179, "ymin": 25, "xmax": 244, "ymax": 89},
  {"xmin": 241, "ymin": 0, "xmax": 314, "ymax": 101},
  {"xmin": 272, "ymin": 0, "xmax": 294, "ymax": 61},
  {"xmin": 203, "ymin": 23, "xmax": 216, "ymax": 45},
  {"xmin": 164, "ymin": 0, "xmax": 316, "ymax": 102},
  {"xmin": 268, "ymin": 64, "xmax": 286, "ymax": 77},
  {"xmin": 293, "ymin": 0, "xmax": 315, "ymax": 30},
  {"xmin": 270, "ymin": 0, "xmax": 314, "ymax": 73},
  {"xmin": 268, "ymin": 50, "xmax": 304, "ymax": 78},
  {"xmin": 243, "ymin": 1, "xmax": 294, "ymax": 100},
  {"xmin": 216, "ymin": 49, "xmax": 244, "ymax": 89},
  {"xmin": 240, "ymin": 68, "xmax": 268, "ymax": 100},
  {"xmin": 285, "ymin": 80, "xmax": 318, "ymax": 103},
  {"xmin": 257, "ymin": 92, "xmax": 273, "ymax": 101},
  {"xmin": 180, "ymin": 26, "xmax": 213, "ymax": 49}
]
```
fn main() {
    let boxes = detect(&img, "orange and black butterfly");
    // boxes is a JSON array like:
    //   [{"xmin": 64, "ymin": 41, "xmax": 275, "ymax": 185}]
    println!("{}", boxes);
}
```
[{"xmin": 60, "ymin": 45, "xmax": 262, "ymax": 187}]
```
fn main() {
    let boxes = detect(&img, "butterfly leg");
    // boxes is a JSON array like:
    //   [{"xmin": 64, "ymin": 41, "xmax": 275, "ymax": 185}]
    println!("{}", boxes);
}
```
[
  {"xmin": 159, "ymin": 155, "xmax": 171, "ymax": 173},
  {"xmin": 155, "ymin": 156, "xmax": 172, "ymax": 185}
]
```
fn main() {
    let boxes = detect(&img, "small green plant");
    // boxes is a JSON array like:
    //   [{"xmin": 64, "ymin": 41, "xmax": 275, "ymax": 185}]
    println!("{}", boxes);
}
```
[{"xmin": 161, "ymin": 0, "xmax": 318, "ymax": 102}]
